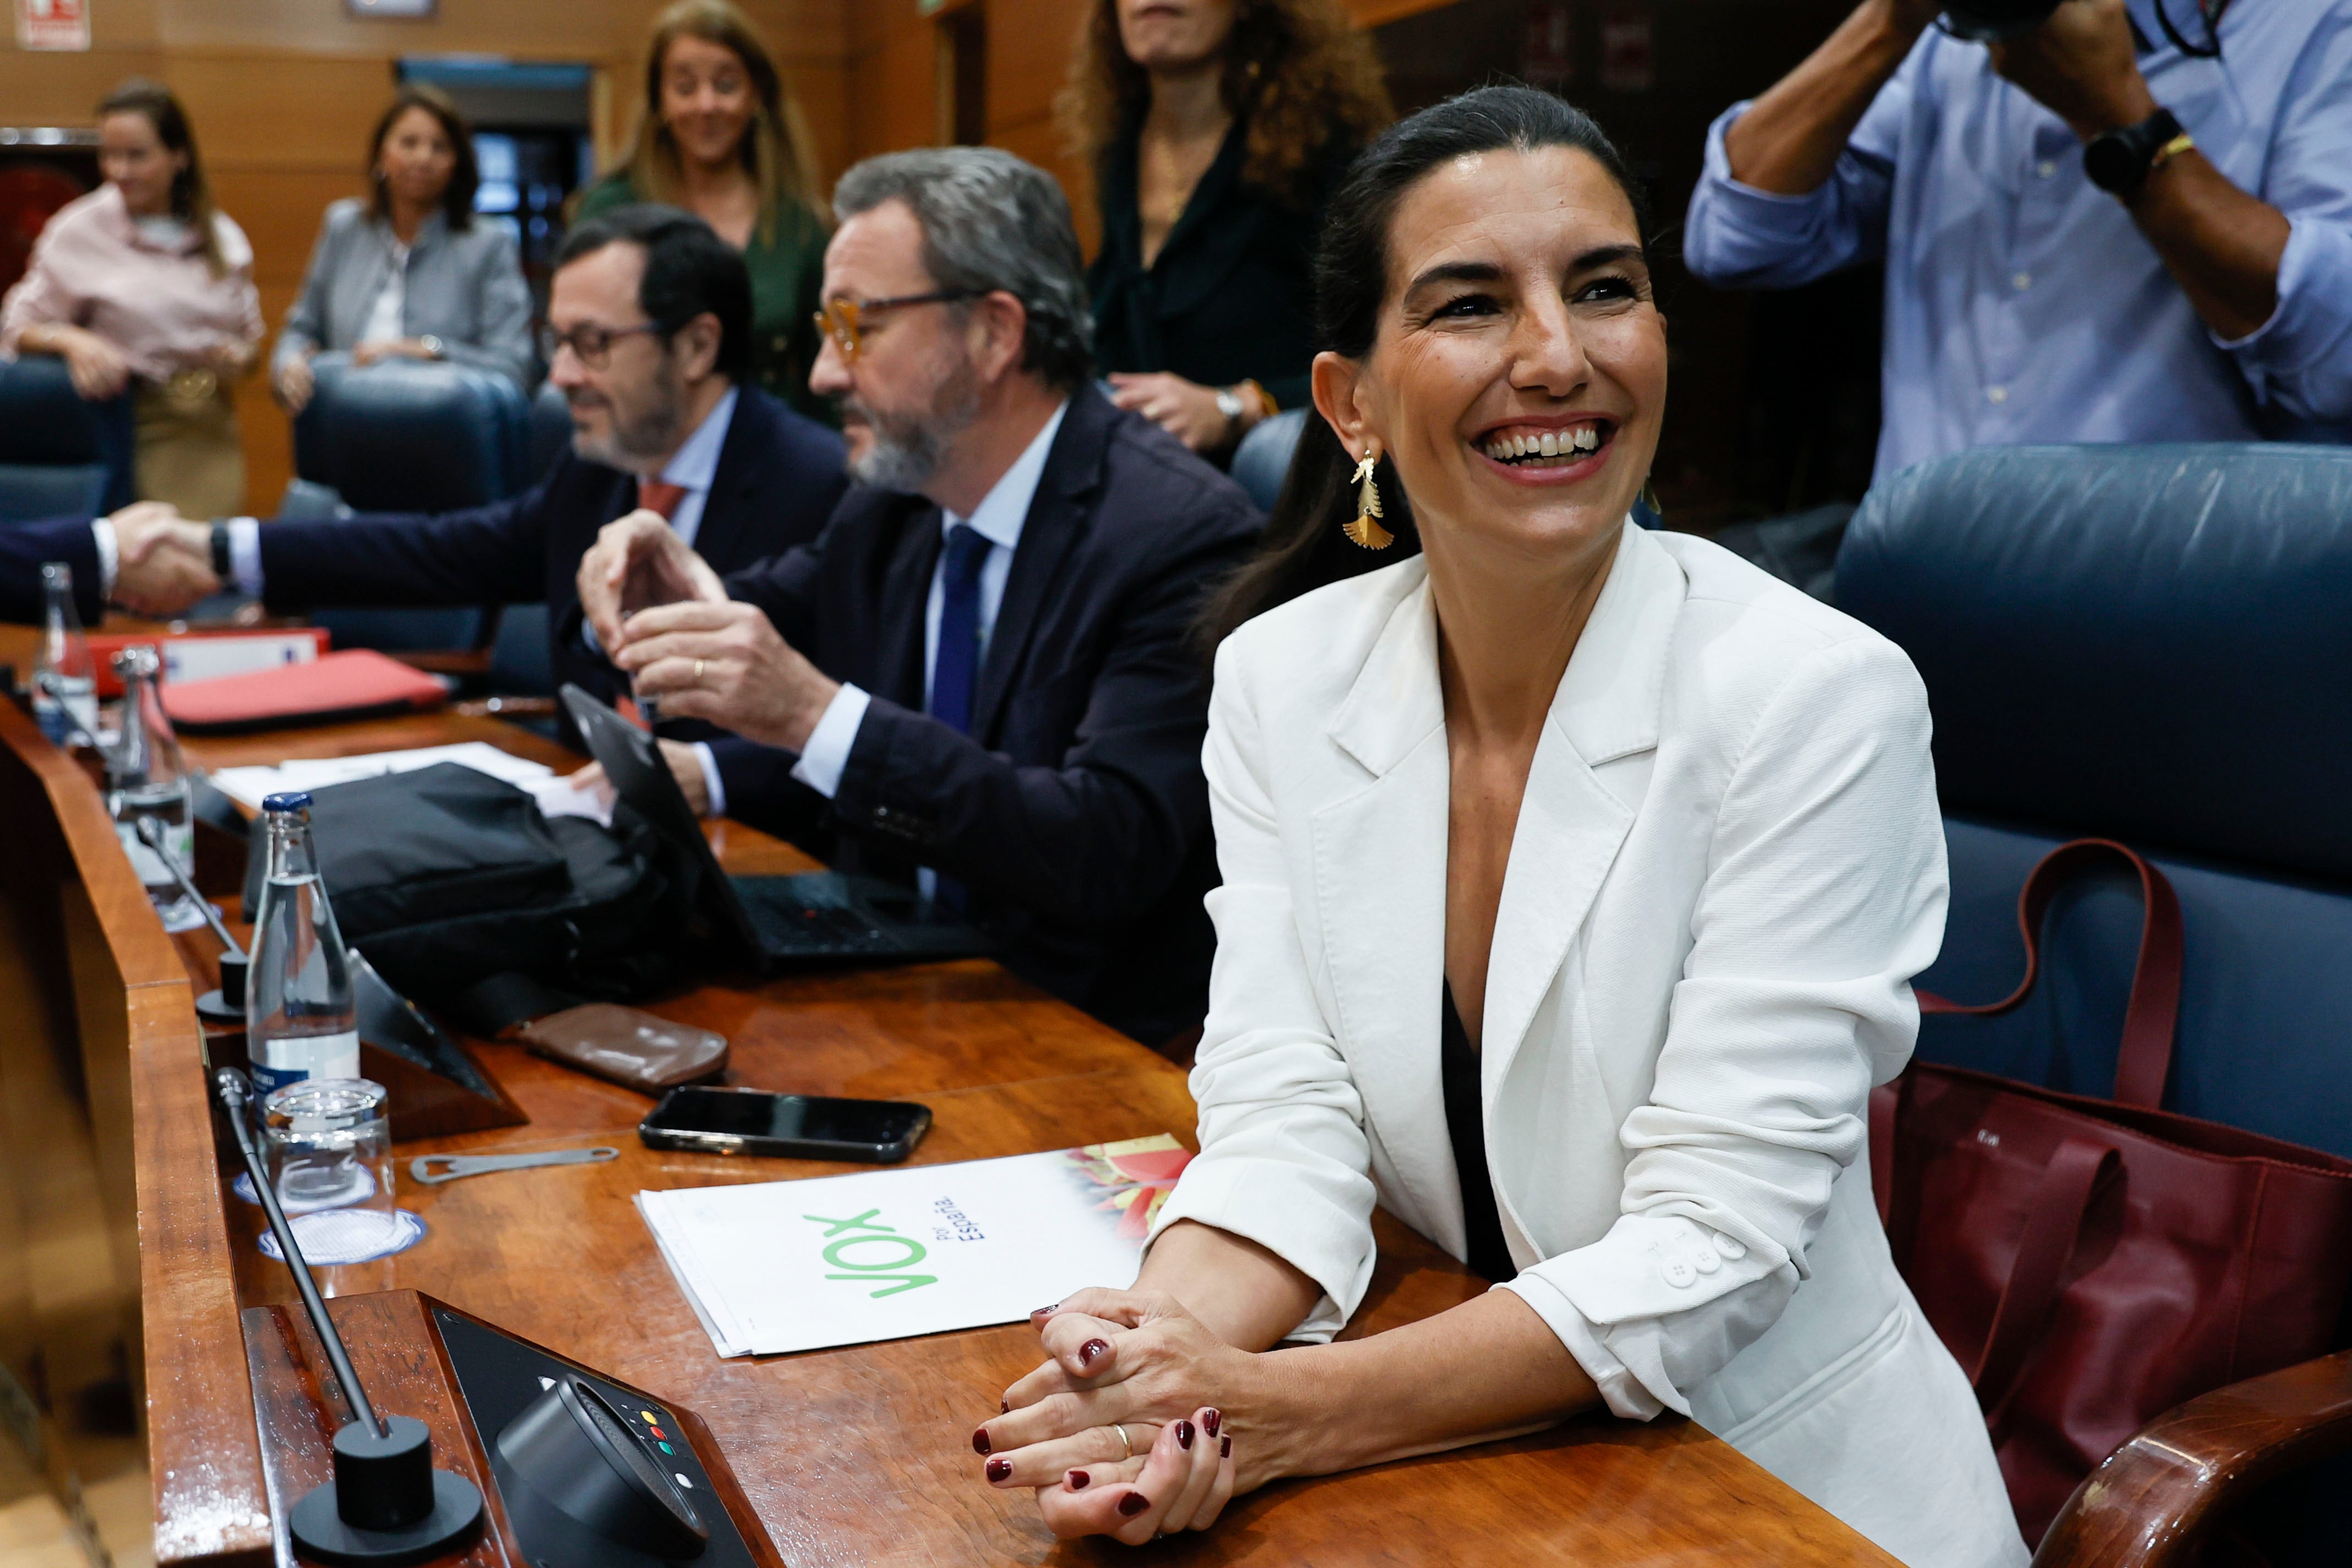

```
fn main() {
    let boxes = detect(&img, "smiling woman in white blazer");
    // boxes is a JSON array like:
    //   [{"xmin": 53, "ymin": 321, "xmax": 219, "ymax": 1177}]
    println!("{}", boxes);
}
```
[{"xmin": 970, "ymin": 87, "xmax": 2023, "ymax": 1566}]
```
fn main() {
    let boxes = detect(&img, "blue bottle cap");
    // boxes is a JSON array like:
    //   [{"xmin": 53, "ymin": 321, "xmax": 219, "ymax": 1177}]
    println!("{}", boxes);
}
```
[{"xmin": 261, "ymin": 792, "xmax": 314, "ymax": 812}]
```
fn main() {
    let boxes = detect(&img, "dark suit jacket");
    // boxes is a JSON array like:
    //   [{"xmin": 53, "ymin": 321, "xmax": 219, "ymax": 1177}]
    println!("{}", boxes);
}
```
[
  {"xmin": 1, "ymin": 514, "xmax": 105, "ymax": 625},
  {"xmin": 708, "ymin": 391, "xmax": 1262, "ymax": 1044},
  {"xmin": 1088, "ymin": 113, "xmax": 1355, "ymax": 414},
  {"xmin": 257, "ymin": 384, "xmax": 847, "ymax": 716}
]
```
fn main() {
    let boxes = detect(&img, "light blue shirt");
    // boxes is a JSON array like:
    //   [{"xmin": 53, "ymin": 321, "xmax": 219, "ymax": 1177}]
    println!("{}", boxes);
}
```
[
  {"xmin": 789, "ymin": 398, "xmax": 1071, "ymax": 804},
  {"xmin": 1683, "ymin": 0, "xmax": 2352, "ymax": 482}
]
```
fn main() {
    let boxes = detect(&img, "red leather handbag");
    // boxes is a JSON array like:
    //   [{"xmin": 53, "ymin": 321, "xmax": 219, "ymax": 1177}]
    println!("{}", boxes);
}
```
[{"xmin": 1870, "ymin": 839, "xmax": 2352, "ymax": 1544}]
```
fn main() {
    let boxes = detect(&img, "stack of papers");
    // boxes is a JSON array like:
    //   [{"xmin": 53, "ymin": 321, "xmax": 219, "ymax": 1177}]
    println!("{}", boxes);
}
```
[
  {"xmin": 637, "ymin": 1135, "xmax": 1193, "ymax": 1357},
  {"xmin": 206, "ymin": 742, "xmax": 613, "ymax": 826}
]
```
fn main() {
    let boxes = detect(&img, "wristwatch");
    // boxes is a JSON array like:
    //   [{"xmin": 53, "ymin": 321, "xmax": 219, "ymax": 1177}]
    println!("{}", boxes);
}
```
[
  {"xmin": 419, "ymin": 334, "xmax": 446, "ymax": 360},
  {"xmin": 2084, "ymin": 107, "xmax": 2192, "ymax": 200},
  {"xmin": 1215, "ymin": 385, "xmax": 1246, "ymax": 432},
  {"xmin": 209, "ymin": 520, "xmax": 233, "ymax": 580}
]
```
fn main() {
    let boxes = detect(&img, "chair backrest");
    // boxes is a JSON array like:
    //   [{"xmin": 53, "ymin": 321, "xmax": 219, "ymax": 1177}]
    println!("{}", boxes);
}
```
[
  {"xmin": 1229, "ymin": 407, "xmax": 1306, "ymax": 513},
  {"xmin": 1838, "ymin": 443, "xmax": 2352, "ymax": 1158},
  {"xmin": 0, "ymin": 356, "xmax": 134, "ymax": 511},
  {"xmin": 293, "ymin": 353, "xmax": 531, "ymax": 512},
  {"xmin": 0, "ymin": 462, "xmax": 107, "ymax": 525}
]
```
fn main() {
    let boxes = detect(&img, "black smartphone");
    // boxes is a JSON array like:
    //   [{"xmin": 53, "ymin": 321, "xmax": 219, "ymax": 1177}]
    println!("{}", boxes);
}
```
[{"xmin": 639, "ymin": 1086, "xmax": 932, "ymax": 1163}]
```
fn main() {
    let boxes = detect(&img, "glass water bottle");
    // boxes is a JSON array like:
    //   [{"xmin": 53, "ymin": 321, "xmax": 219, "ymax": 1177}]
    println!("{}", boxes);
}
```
[
  {"xmin": 32, "ymin": 562, "xmax": 97, "ymax": 747},
  {"xmin": 247, "ymin": 792, "xmax": 360, "ymax": 1092},
  {"xmin": 107, "ymin": 645, "xmax": 203, "ymax": 930}
]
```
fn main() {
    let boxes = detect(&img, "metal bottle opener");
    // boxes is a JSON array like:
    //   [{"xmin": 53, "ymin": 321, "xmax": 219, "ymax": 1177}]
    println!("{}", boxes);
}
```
[{"xmin": 410, "ymin": 1147, "xmax": 621, "ymax": 1185}]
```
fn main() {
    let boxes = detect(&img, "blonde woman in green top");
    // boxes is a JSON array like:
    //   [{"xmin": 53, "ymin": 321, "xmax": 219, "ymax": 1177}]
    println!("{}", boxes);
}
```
[{"xmin": 574, "ymin": 0, "xmax": 830, "ymax": 420}]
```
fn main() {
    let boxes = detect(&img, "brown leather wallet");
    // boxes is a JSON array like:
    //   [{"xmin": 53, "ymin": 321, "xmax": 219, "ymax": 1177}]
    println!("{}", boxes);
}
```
[{"xmin": 518, "ymin": 1004, "xmax": 728, "ymax": 1093}]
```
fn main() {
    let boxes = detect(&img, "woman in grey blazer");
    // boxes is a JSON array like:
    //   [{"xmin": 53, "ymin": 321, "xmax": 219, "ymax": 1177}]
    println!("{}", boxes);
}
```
[{"xmin": 272, "ymin": 85, "xmax": 532, "ymax": 411}]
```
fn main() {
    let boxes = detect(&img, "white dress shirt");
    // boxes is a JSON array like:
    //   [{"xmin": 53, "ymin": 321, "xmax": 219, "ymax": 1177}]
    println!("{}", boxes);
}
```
[
  {"xmin": 786, "ymin": 400, "xmax": 1068, "ymax": 892},
  {"xmin": 357, "ymin": 239, "xmax": 409, "ymax": 346}
]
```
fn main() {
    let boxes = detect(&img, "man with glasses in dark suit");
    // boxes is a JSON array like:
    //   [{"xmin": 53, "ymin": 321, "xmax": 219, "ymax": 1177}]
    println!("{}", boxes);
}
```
[
  {"xmin": 574, "ymin": 149, "xmax": 1262, "ymax": 1047},
  {"xmin": 118, "ymin": 204, "xmax": 845, "ymax": 794}
]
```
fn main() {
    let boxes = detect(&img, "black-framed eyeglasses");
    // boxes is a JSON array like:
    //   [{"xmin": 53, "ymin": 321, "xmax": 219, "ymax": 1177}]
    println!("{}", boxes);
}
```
[
  {"xmin": 538, "ymin": 320, "xmax": 665, "ymax": 370},
  {"xmin": 813, "ymin": 291, "xmax": 982, "ymax": 362}
]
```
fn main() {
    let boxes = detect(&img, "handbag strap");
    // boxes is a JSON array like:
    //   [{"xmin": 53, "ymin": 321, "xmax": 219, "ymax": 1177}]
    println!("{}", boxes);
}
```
[
  {"xmin": 1918, "ymin": 837, "xmax": 2184, "ymax": 1109},
  {"xmin": 1969, "ymin": 1136, "xmax": 2120, "ymax": 1423}
]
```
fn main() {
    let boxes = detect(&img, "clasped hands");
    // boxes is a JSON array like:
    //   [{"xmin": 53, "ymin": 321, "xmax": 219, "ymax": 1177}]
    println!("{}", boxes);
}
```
[
  {"xmin": 971, "ymin": 1288, "xmax": 1295, "ymax": 1544},
  {"xmin": 574, "ymin": 511, "xmax": 839, "ymax": 755},
  {"xmin": 107, "ymin": 503, "xmax": 221, "ymax": 617}
]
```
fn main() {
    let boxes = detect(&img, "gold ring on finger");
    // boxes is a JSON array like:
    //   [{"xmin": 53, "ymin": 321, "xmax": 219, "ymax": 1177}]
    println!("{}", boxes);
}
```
[
  {"xmin": 694, "ymin": 657, "xmax": 706, "ymax": 683},
  {"xmin": 1112, "ymin": 1423, "xmax": 1133, "ymax": 1461}
]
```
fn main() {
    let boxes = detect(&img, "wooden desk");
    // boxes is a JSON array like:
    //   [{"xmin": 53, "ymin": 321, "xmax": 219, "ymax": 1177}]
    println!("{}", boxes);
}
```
[{"xmin": 0, "ymin": 677, "xmax": 1900, "ymax": 1567}]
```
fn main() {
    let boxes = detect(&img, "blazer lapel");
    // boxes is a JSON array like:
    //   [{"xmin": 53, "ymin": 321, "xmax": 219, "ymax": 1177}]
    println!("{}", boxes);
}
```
[
  {"xmin": 970, "ymin": 399, "xmax": 1102, "ymax": 739},
  {"xmin": 1479, "ymin": 524, "xmax": 1685, "ymax": 1097},
  {"xmin": 1311, "ymin": 565, "xmax": 1460, "ymax": 1243},
  {"xmin": 874, "ymin": 505, "xmax": 943, "ymax": 709},
  {"xmin": 679, "ymin": 394, "xmax": 758, "ymax": 570}
]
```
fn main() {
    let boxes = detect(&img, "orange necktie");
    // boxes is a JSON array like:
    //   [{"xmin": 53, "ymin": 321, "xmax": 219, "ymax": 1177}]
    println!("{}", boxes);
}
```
[{"xmin": 638, "ymin": 477, "xmax": 689, "ymax": 520}]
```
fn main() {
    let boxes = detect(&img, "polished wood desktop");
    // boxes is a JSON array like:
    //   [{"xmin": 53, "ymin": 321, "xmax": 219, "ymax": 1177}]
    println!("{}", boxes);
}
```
[{"xmin": 0, "ymin": 671, "xmax": 1905, "ymax": 1567}]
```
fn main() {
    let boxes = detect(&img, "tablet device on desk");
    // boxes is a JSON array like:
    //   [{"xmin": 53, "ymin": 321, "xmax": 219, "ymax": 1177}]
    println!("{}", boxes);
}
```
[{"xmin": 559, "ymin": 683, "xmax": 993, "ymax": 972}]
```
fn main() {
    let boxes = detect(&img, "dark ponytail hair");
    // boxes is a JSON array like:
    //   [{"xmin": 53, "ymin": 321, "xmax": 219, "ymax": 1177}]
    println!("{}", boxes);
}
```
[{"xmin": 1196, "ymin": 85, "xmax": 1649, "ymax": 652}]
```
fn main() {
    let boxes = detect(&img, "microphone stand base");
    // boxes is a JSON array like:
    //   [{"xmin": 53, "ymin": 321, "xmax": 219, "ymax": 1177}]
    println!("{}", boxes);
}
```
[{"xmin": 288, "ymin": 1471, "xmax": 483, "ymax": 1566}]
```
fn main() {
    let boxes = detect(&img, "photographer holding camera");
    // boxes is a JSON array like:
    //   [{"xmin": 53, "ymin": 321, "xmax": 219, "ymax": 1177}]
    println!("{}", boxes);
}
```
[{"xmin": 1684, "ymin": 0, "xmax": 2352, "ymax": 486}]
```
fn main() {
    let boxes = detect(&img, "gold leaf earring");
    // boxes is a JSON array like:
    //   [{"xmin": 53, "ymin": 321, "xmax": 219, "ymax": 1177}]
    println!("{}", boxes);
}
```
[{"xmin": 1342, "ymin": 448, "xmax": 1393, "ymax": 550}]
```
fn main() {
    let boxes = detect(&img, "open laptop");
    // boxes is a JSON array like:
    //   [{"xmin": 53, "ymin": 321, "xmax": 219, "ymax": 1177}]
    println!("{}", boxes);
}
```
[{"xmin": 560, "ymin": 684, "xmax": 993, "ymax": 972}]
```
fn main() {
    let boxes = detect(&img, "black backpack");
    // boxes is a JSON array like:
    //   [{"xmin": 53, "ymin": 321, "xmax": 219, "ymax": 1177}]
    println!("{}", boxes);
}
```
[{"xmin": 241, "ymin": 763, "xmax": 701, "ymax": 1010}]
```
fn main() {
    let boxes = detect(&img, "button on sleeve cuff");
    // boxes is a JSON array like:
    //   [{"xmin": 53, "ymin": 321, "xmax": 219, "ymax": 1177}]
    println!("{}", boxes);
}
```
[{"xmin": 787, "ymin": 681, "xmax": 870, "ymax": 799}]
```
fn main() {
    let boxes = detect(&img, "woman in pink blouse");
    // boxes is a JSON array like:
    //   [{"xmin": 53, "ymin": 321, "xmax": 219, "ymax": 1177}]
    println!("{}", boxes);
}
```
[{"xmin": 2, "ymin": 80, "xmax": 263, "ymax": 519}]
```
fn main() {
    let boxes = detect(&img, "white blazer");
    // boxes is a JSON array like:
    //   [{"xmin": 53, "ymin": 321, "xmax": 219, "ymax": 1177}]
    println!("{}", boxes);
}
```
[{"xmin": 1153, "ymin": 523, "xmax": 2026, "ymax": 1568}]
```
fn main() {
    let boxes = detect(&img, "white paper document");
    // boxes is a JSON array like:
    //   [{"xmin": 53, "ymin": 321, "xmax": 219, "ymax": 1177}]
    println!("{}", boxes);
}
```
[
  {"xmin": 207, "ymin": 742, "xmax": 556, "ymax": 810},
  {"xmin": 636, "ymin": 1136, "xmax": 1193, "ymax": 1358}
]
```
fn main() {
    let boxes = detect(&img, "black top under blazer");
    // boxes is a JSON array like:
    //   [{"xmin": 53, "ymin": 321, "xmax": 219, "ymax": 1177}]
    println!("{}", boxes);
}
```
[
  {"xmin": 703, "ymin": 391, "xmax": 1264, "ymax": 1046},
  {"xmin": 1088, "ymin": 113, "xmax": 1354, "ymax": 415},
  {"xmin": 254, "ymin": 385, "xmax": 847, "ymax": 717}
]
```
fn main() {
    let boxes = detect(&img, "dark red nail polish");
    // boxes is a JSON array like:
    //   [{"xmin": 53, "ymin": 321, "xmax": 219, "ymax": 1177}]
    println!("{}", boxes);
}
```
[
  {"xmin": 971, "ymin": 1427, "xmax": 991, "ymax": 1455},
  {"xmin": 1202, "ymin": 1408, "xmax": 1222, "ymax": 1439},
  {"xmin": 1065, "ymin": 1468, "xmax": 1090, "ymax": 1490},
  {"xmin": 1078, "ymin": 1337, "xmax": 1110, "ymax": 1367},
  {"xmin": 986, "ymin": 1456, "xmax": 1012, "ymax": 1483},
  {"xmin": 1220, "ymin": 1434, "xmax": 1231, "ymax": 1458},
  {"xmin": 1175, "ymin": 1419, "xmax": 1195, "ymax": 1450},
  {"xmin": 1032, "ymin": 1303, "xmax": 1060, "ymax": 1317},
  {"xmin": 1117, "ymin": 1491, "xmax": 1151, "ymax": 1517}
]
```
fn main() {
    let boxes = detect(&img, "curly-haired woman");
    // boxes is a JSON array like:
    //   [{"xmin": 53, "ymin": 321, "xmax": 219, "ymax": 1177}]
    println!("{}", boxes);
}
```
[{"xmin": 1061, "ymin": 0, "xmax": 1390, "ymax": 456}]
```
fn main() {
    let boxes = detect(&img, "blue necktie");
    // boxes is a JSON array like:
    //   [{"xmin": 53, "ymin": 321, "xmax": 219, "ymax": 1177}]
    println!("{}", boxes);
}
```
[{"xmin": 929, "ymin": 523, "xmax": 993, "ymax": 912}]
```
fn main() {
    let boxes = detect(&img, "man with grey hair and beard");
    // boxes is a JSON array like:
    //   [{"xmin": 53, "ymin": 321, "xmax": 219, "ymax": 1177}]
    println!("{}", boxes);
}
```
[
  {"xmin": 574, "ymin": 148, "xmax": 1262, "ymax": 1047},
  {"xmin": 111, "ymin": 205, "xmax": 845, "ymax": 743}
]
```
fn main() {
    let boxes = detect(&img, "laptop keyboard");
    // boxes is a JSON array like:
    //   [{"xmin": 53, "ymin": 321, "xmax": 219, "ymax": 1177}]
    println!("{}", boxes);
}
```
[{"xmin": 734, "ymin": 880, "xmax": 898, "ymax": 954}]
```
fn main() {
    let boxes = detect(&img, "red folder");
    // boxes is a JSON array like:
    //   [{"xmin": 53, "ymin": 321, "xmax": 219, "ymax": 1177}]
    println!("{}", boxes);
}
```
[{"xmin": 161, "ymin": 649, "xmax": 449, "ymax": 733}]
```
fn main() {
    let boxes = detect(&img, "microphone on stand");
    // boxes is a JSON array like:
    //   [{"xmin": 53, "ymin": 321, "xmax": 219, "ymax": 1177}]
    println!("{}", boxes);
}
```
[
  {"xmin": 213, "ymin": 1069, "xmax": 483, "ymax": 1565},
  {"xmin": 138, "ymin": 814, "xmax": 247, "ymax": 1023}
]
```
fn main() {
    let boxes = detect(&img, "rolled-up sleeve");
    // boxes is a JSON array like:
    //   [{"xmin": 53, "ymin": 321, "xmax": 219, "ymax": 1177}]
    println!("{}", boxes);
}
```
[
  {"xmin": 2213, "ymin": 13, "xmax": 2352, "ymax": 428},
  {"xmin": 1146, "ymin": 644, "xmax": 1373, "ymax": 1343},
  {"xmin": 1682, "ymin": 55, "xmax": 1913, "ymax": 290},
  {"xmin": 1501, "ymin": 635, "xmax": 1948, "ymax": 1417}
]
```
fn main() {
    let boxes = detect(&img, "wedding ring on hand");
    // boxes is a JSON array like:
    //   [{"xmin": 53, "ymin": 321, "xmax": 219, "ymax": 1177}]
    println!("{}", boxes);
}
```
[
  {"xmin": 1113, "ymin": 1424, "xmax": 1134, "ymax": 1461},
  {"xmin": 694, "ymin": 657, "xmax": 706, "ymax": 684}
]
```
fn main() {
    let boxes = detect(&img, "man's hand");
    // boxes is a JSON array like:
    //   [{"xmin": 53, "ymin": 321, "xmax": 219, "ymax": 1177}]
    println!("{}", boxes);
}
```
[
  {"xmin": 1989, "ymin": 0, "xmax": 2157, "ymax": 141},
  {"xmin": 108, "ymin": 503, "xmax": 220, "ymax": 616},
  {"xmin": 614, "ymin": 600, "xmax": 839, "ymax": 754},
  {"xmin": 570, "ymin": 742, "xmax": 711, "ymax": 816},
  {"xmin": 576, "ymin": 510, "xmax": 728, "ymax": 654}
]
